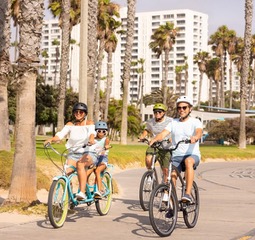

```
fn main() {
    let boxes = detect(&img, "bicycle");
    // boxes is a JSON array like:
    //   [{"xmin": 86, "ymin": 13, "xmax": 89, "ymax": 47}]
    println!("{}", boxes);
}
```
[
  {"xmin": 44, "ymin": 143, "xmax": 113, "ymax": 228},
  {"xmin": 138, "ymin": 138, "xmax": 167, "ymax": 211},
  {"xmin": 149, "ymin": 139, "xmax": 200, "ymax": 237}
]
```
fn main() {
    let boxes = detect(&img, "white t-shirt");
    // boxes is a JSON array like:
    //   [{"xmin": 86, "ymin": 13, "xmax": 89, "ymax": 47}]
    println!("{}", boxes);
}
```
[
  {"xmin": 56, "ymin": 125, "xmax": 95, "ymax": 153},
  {"xmin": 165, "ymin": 117, "xmax": 202, "ymax": 157}
]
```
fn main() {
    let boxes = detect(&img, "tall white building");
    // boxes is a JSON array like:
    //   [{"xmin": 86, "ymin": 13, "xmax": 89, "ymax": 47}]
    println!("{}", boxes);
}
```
[{"xmin": 41, "ymin": 8, "xmax": 210, "ymax": 114}]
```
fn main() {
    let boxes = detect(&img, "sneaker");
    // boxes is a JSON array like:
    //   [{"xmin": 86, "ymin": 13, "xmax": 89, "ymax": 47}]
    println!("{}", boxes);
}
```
[
  {"xmin": 76, "ymin": 191, "xmax": 87, "ymax": 201},
  {"xmin": 147, "ymin": 176, "xmax": 152, "ymax": 183},
  {"xmin": 165, "ymin": 209, "xmax": 174, "ymax": 218},
  {"xmin": 181, "ymin": 193, "xmax": 192, "ymax": 203},
  {"xmin": 94, "ymin": 190, "xmax": 102, "ymax": 198}
]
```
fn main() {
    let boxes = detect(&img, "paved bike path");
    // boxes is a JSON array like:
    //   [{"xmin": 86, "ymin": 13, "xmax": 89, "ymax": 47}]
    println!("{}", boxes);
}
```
[{"xmin": 0, "ymin": 160, "xmax": 255, "ymax": 239}]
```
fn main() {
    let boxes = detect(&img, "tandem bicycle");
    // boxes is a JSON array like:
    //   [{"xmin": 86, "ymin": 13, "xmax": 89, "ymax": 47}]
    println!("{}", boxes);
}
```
[{"xmin": 44, "ymin": 143, "xmax": 113, "ymax": 228}]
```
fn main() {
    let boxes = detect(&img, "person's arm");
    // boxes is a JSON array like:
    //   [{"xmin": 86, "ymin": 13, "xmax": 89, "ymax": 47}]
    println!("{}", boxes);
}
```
[
  {"xmin": 190, "ymin": 128, "xmax": 203, "ymax": 144},
  {"xmin": 149, "ymin": 129, "xmax": 170, "ymax": 146},
  {"xmin": 104, "ymin": 137, "xmax": 111, "ymax": 150},
  {"xmin": 44, "ymin": 123, "xmax": 71, "ymax": 146},
  {"xmin": 139, "ymin": 129, "xmax": 149, "ymax": 140},
  {"xmin": 88, "ymin": 133, "xmax": 95, "ymax": 145}
]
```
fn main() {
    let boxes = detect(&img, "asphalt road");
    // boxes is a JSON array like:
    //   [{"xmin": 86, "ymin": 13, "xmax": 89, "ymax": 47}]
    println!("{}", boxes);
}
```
[{"xmin": 0, "ymin": 160, "xmax": 255, "ymax": 240}]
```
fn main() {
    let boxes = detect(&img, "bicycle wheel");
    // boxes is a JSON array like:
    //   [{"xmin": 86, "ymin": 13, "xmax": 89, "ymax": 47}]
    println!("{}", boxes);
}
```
[
  {"xmin": 95, "ymin": 172, "xmax": 112, "ymax": 216},
  {"xmin": 182, "ymin": 181, "xmax": 200, "ymax": 228},
  {"xmin": 48, "ymin": 178, "xmax": 69, "ymax": 228},
  {"xmin": 139, "ymin": 170, "xmax": 157, "ymax": 211},
  {"xmin": 149, "ymin": 183, "xmax": 178, "ymax": 237}
]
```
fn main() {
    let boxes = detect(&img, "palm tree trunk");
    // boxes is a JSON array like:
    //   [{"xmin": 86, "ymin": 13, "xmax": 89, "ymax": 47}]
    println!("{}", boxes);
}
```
[
  {"xmin": 163, "ymin": 50, "xmax": 169, "ymax": 105},
  {"xmin": 239, "ymin": 0, "xmax": 253, "ymax": 149},
  {"xmin": 104, "ymin": 50, "xmax": 113, "ymax": 122},
  {"xmin": 120, "ymin": 0, "xmax": 136, "ymax": 145},
  {"xmin": 0, "ymin": 0, "xmax": 11, "ymax": 151},
  {"xmin": 57, "ymin": 0, "xmax": 70, "ymax": 131},
  {"xmin": 95, "ymin": 38, "xmax": 105, "ymax": 122},
  {"xmin": 8, "ymin": 0, "xmax": 44, "ymax": 203},
  {"xmin": 87, "ymin": 0, "xmax": 98, "ymax": 120}
]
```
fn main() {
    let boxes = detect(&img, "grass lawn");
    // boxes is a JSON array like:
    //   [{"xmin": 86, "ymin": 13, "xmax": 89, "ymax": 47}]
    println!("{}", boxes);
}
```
[{"xmin": 1, "ymin": 139, "xmax": 255, "ymax": 191}]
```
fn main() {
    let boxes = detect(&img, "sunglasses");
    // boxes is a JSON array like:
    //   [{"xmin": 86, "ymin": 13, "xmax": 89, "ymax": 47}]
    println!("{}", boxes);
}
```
[
  {"xmin": 74, "ymin": 110, "xmax": 85, "ymax": 115},
  {"xmin": 97, "ymin": 130, "xmax": 107, "ymax": 134},
  {"xmin": 177, "ymin": 106, "xmax": 189, "ymax": 111},
  {"xmin": 153, "ymin": 110, "xmax": 164, "ymax": 114}
]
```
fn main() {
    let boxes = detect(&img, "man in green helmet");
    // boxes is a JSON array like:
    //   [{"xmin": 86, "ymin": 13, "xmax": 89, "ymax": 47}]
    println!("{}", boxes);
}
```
[{"xmin": 139, "ymin": 103, "xmax": 172, "ymax": 183}]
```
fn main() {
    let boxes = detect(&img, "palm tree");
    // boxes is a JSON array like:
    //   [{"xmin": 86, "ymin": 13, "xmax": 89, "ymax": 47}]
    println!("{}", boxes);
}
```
[
  {"xmin": 87, "ymin": 0, "xmax": 98, "ymax": 120},
  {"xmin": 0, "ymin": 0, "xmax": 11, "ymax": 151},
  {"xmin": 149, "ymin": 21, "xmax": 178, "ymax": 105},
  {"xmin": 209, "ymin": 25, "xmax": 232, "ymax": 108},
  {"xmin": 239, "ymin": 0, "xmax": 253, "ymax": 149},
  {"xmin": 95, "ymin": 0, "xmax": 120, "ymax": 121},
  {"xmin": 68, "ymin": 38, "xmax": 77, "ymax": 89},
  {"xmin": 227, "ymin": 30, "xmax": 237, "ymax": 108},
  {"xmin": 205, "ymin": 57, "xmax": 221, "ymax": 108},
  {"xmin": 7, "ymin": 0, "xmax": 44, "ymax": 203},
  {"xmin": 175, "ymin": 65, "xmax": 183, "ymax": 95},
  {"xmin": 49, "ymin": 0, "xmax": 81, "ymax": 130},
  {"xmin": 183, "ymin": 56, "xmax": 189, "ymax": 95},
  {"xmin": 120, "ymin": 0, "xmax": 136, "ymax": 145},
  {"xmin": 194, "ymin": 51, "xmax": 210, "ymax": 109},
  {"xmin": 41, "ymin": 50, "xmax": 49, "ymax": 83},
  {"xmin": 104, "ymin": 32, "xmax": 119, "ymax": 122},
  {"xmin": 130, "ymin": 60, "xmax": 137, "ymax": 104},
  {"xmin": 51, "ymin": 38, "xmax": 60, "ymax": 87},
  {"xmin": 137, "ymin": 58, "xmax": 145, "ymax": 114}
]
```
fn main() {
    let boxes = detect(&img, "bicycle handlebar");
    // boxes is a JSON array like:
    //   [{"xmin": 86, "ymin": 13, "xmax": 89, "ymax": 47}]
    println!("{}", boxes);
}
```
[{"xmin": 138, "ymin": 138, "xmax": 191, "ymax": 153}]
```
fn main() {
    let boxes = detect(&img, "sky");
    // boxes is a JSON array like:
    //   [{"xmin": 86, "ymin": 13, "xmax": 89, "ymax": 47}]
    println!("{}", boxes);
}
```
[{"xmin": 113, "ymin": 0, "xmax": 255, "ymax": 36}]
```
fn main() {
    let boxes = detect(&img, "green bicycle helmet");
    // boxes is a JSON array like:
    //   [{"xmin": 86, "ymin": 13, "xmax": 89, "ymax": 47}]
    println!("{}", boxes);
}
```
[
  {"xmin": 95, "ymin": 121, "xmax": 108, "ymax": 130},
  {"xmin": 153, "ymin": 103, "xmax": 167, "ymax": 112}
]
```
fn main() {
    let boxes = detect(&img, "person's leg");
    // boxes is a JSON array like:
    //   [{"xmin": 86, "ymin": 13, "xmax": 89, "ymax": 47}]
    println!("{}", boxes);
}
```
[
  {"xmin": 184, "ymin": 156, "xmax": 195, "ymax": 195},
  {"xmin": 95, "ymin": 164, "xmax": 106, "ymax": 192},
  {"xmin": 145, "ymin": 147, "xmax": 154, "ymax": 169},
  {"xmin": 76, "ymin": 154, "xmax": 93, "ymax": 199}
]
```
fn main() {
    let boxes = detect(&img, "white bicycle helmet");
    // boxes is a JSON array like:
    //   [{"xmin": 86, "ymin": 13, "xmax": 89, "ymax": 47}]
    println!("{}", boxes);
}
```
[{"xmin": 176, "ymin": 96, "xmax": 193, "ymax": 106}]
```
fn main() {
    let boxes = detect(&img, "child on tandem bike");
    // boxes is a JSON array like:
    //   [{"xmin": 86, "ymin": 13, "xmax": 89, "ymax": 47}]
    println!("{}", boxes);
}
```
[{"xmin": 85, "ymin": 121, "xmax": 111, "ymax": 199}]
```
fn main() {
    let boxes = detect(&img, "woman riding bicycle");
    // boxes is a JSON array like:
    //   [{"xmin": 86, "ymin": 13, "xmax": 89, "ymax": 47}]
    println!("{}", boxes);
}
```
[
  {"xmin": 149, "ymin": 96, "xmax": 203, "ymax": 203},
  {"xmin": 44, "ymin": 102, "xmax": 95, "ymax": 200}
]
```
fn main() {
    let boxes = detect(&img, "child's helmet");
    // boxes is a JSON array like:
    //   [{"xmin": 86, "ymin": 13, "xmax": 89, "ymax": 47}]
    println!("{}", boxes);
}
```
[
  {"xmin": 95, "ymin": 121, "xmax": 108, "ymax": 130},
  {"xmin": 72, "ymin": 102, "xmax": 88, "ymax": 114}
]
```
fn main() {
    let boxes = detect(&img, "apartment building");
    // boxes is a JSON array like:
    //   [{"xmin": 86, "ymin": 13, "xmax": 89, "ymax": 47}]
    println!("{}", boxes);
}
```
[{"xmin": 41, "ymin": 8, "xmax": 214, "ymax": 117}]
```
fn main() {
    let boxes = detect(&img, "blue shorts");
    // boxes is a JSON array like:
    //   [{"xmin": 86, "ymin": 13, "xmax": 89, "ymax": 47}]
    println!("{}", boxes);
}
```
[
  {"xmin": 67, "ymin": 152, "xmax": 84, "ymax": 162},
  {"xmin": 85, "ymin": 151, "xmax": 98, "ymax": 164},
  {"xmin": 96, "ymin": 155, "xmax": 108, "ymax": 167},
  {"xmin": 172, "ymin": 155, "xmax": 200, "ymax": 172}
]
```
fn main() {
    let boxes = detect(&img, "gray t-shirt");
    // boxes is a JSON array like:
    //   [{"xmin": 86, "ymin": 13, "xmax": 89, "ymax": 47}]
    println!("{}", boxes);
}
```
[{"xmin": 145, "ymin": 116, "xmax": 172, "ymax": 144}]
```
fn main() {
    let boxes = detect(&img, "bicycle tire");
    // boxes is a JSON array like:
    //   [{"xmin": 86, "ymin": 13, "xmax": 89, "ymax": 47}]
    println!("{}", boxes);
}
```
[
  {"xmin": 182, "ymin": 181, "xmax": 200, "ymax": 228},
  {"xmin": 149, "ymin": 183, "xmax": 178, "ymax": 237},
  {"xmin": 48, "ymin": 178, "xmax": 69, "ymax": 228},
  {"xmin": 95, "ymin": 172, "xmax": 112, "ymax": 216},
  {"xmin": 139, "ymin": 170, "xmax": 158, "ymax": 211}
]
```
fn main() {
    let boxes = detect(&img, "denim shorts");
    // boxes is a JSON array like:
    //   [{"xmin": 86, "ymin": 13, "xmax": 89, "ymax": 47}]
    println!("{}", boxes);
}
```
[
  {"xmin": 96, "ymin": 155, "xmax": 108, "ymax": 167},
  {"xmin": 172, "ymin": 155, "xmax": 200, "ymax": 172},
  {"xmin": 67, "ymin": 152, "xmax": 84, "ymax": 162},
  {"xmin": 85, "ymin": 151, "xmax": 98, "ymax": 164}
]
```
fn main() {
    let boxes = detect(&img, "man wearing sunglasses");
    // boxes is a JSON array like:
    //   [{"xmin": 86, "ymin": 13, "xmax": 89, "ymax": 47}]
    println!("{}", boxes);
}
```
[
  {"xmin": 139, "ymin": 103, "xmax": 172, "ymax": 183},
  {"xmin": 150, "ymin": 96, "xmax": 203, "ymax": 203}
]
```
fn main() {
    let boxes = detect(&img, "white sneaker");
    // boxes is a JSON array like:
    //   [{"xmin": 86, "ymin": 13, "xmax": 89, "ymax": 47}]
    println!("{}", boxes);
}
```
[
  {"xmin": 147, "ymin": 176, "xmax": 152, "ymax": 182},
  {"xmin": 162, "ymin": 192, "xmax": 169, "ymax": 202},
  {"xmin": 76, "ymin": 192, "xmax": 86, "ymax": 200}
]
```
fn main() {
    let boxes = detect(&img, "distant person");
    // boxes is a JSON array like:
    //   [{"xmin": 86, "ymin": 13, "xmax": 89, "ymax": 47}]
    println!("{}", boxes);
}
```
[
  {"xmin": 150, "ymin": 96, "xmax": 202, "ymax": 203},
  {"xmin": 139, "ymin": 103, "xmax": 172, "ymax": 183}
]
